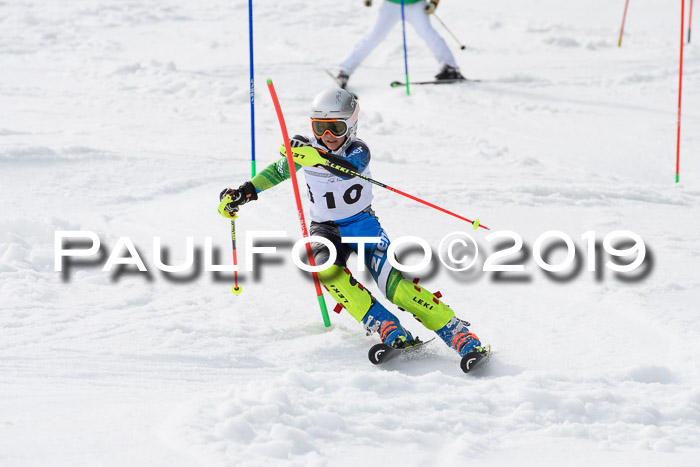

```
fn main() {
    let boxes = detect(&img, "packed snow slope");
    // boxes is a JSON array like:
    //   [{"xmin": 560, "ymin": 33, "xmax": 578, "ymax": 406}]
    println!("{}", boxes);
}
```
[{"xmin": 2, "ymin": 0, "xmax": 700, "ymax": 466}]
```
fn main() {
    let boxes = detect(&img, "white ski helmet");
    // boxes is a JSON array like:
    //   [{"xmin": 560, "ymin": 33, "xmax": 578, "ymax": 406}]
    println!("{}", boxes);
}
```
[{"xmin": 309, "ymin": 89, "xmax": 359, "ymax": 152}]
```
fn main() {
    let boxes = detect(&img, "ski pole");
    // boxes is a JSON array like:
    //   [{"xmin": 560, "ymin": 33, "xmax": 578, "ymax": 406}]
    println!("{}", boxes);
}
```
[
  {"xmin": 400, "ymin": 0, "xmax": 410, "ymax": 96},
  {"xmin": 618, "ymin": 0, "xmax": 630, "ymax": 47},
  {"xmin": 230, "ymin": 215, "xmax": 242, "ymax": 295},
  {"xmin": 324, "ymin": 160, "xmax": 487, "ymax": 230},
  {"xmin": 677, "ymin": 0, "xmax": 686, "ymax": 183},
  {"xmin": 433, "ymin": 13, "xmax": 466, "ymax": 50},
  {"xmin": 284, "ymin": 146, "xmax": 488, "ymax": 230},
  {"xmin": 248, "ymin": 0, "xmax": 256, "ymax": 177},
  {"xmin": 266, "ymin": 79, "xmax": 332, "ymax": 328},
  {"xmin": 689, "ymin": 0, "xmax": 694, "ymax": 43}
]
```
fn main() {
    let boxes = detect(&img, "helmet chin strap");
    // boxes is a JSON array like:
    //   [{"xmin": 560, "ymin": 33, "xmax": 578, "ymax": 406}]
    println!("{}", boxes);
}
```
[
  {"xmin": 338, "ymin": 137, "xmax": 353, "ymax": 153},
  {"xmin": 339, "ymin": 126, "xmax": 356, "ymax": 152},
  {"xmin": 336, "ymin": 123, "xmax": 357, "ymax": 153}
]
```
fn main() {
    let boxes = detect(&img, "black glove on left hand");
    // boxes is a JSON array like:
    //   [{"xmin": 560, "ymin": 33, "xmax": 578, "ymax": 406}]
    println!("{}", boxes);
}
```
[
  {"xmin": 289, "ymin": 135, "xmax": 311, "ymax": 148},
  {"xmin": 219, "ymin": 181, "xmax": 258, "ymax": 217}
]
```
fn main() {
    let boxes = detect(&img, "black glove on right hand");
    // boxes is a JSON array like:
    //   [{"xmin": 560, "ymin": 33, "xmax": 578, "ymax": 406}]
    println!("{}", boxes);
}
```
[{"xmin": 364, "ymin": 0, "xmax": 372, "ymax": 7}]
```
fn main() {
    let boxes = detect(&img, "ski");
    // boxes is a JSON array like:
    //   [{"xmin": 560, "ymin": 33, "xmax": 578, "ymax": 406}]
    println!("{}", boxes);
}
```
[
  {"xmin": 390, "ymin": 78, "xmax": 481, "ymax": 87},
  {"xmin": 368, "ymin": 337, "xmax": 434, "ymax": 365},
  {"xmin": 459, "ymin": 344, "xmax": 491, "ymax": 373}
]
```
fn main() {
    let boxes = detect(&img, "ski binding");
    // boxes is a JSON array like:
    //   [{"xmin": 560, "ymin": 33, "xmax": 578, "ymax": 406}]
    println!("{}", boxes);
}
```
[{"xmin": 368, "ymin": 337, "xmax": 434, "ymax": 365}]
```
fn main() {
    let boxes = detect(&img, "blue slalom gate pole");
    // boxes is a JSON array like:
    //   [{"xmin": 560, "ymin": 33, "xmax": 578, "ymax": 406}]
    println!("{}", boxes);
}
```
[
  {"xmin": 248, "ymin": 0, "xmax": 256, "ymax": 177},
  {"xmin": 400, "ymin": 0, "xmax": 410, "ymax": 95}
]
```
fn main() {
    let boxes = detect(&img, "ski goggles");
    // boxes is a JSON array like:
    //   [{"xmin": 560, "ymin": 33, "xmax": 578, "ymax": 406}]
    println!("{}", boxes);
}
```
[{"xmin": 311, "ymin": 118, "xmax": 348, "ymax": 138}]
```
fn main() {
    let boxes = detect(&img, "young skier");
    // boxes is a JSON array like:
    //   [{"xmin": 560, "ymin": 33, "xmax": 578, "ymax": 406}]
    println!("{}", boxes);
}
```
[
  {"xmin": 334, "ymin": 0, "xmax": 464, "ymax": 88},
  {"xmin": 219, "ymin": 88, "xmax": 484, "ymax": 361}
]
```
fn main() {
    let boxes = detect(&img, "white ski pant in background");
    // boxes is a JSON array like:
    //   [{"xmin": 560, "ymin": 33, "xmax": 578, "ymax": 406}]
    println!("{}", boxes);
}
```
[{"xmin": 338, "ymin": 1, "xmax": 457, "ymax": 75}]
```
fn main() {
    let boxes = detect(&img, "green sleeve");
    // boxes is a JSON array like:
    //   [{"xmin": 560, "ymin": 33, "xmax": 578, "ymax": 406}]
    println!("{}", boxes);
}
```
[{"xmin": 251, "ymin": 157, "xmax": 302, "ymax": 192}]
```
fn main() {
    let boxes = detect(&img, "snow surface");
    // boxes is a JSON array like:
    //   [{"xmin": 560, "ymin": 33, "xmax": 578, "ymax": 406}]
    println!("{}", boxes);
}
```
[{"xmin": 2, "ymin": 0, "xmax": 700, "ymax": 465}]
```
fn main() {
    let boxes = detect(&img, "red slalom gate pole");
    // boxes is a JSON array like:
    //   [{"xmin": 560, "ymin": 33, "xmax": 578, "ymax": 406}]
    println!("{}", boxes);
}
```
[
  {"xmin": 618, "ymin": 0, "xmax": 630, "ymax": 47},
  {"xmin": 266, "ymin": 79, "xmax": 331, "ymax": 327},
  {"xmin": 677, "ymin": 0, "xmax": 686, "ymax": 183}
]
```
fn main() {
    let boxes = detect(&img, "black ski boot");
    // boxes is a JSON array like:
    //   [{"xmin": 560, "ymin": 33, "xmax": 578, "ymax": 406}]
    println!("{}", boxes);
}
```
[
  {"xmin": 336, "ymin": 71, "xmax": 350, "ymax": 89},
  {"xmin": 435, "ymin": 65, "xmax": 465, "ymax": 81}
]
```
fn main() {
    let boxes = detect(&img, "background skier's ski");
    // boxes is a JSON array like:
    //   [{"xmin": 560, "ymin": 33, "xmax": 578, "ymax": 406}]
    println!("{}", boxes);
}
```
[{"xmin": 390, "ymin": 78, "xmax": 481, "ymax": 87}]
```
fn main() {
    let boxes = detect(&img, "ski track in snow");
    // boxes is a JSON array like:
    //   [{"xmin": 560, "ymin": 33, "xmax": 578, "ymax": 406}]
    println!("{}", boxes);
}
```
[{"xmin": 1, "ymin": 0, "xmax": 700, "ymax": 466}]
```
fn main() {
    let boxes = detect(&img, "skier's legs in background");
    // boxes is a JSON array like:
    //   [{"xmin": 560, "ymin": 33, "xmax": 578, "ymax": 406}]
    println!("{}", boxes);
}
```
[
  {"xmin": 310, "ymin": 220, "xmax": 412, "ymax": 347},
  {"xmin": 337, "ymin": 2, "xmax": 402, "ymax": 76},
  {"xmin": 404, "ymin": 2, "xmax": 458, "ymax": 69}
]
